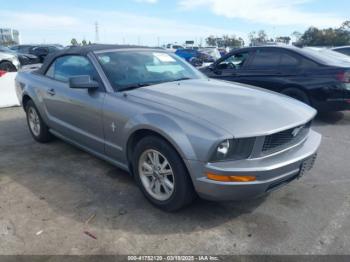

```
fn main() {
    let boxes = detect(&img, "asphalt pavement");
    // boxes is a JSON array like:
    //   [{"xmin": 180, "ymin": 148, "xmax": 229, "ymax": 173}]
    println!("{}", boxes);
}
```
[{"xmin": 0, "ymin": 107, "xmax": 349, "ymax": 255}]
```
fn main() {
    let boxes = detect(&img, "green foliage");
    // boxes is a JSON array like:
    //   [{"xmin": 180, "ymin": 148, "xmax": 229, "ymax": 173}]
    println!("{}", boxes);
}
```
[
  {"xmin": 291, "ymin": 31, "xmax": 302, "ymax": 42},
  {"xmin": 298, "ymin": 22, "xmax": 350, "ymax": 46},
  {"xmin": 70, "ymin": 38, "xmax": 78, "ymax": 46},
  {"xmin": 249, "ymin": 30, "xmax": 269, "ymax": 45},
  {"xmin": 82, "ymin": 39, "xmax": 87, "ymax": 46},
  {"xmin": 275, "ymin": 36, "xmax": 291, "ymax": 44},
  {"xmin": 205, "ymin": 35, "xmax": 244, "ymax": 47}
]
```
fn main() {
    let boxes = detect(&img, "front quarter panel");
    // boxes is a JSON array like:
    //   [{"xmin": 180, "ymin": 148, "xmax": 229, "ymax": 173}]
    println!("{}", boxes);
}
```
[{"xmin": 103, "ymin": 93, "xmax": 230, "ymax": 167}]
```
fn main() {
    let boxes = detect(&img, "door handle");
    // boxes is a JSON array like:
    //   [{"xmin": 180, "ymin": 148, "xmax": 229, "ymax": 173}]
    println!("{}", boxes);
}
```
[{"xmin": 47, "ymin": 88, "xmax": 55, "ymax": 96}]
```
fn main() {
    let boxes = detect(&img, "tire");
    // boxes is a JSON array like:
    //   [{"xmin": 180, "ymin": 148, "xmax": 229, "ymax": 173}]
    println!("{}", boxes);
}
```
[
  {"xmin": 281, "ymin": 88, "xmax": 311, "ymax": 106},
  {"xmin": 25, "ymin": 100, "xmax": 53, "ymax": 143},
  {"xmin": 0, "ymin": 61, "xmax": 17, "ymax": 72},
  {"xmin": 132, "ymin": 136, "xmax": 196, "ymax": 211}
]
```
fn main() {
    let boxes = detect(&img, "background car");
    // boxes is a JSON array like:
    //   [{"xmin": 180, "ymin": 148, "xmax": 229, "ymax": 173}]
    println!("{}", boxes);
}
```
[
  {"xmin": 0, "ymin": 47, "xmax": 20, "ymax": 72},
  {"xmin": 0, "ymin": 46, "xmax": 40, "ymax": 66},
  {"xmin": 304, "ymin": 47, "xmax": 350, "ymax": 63},
  {"xmin": 164, "ymin": 43, "xmax": 184, "ymax": 52},
  {"xmin": 200, "ymin": 45, "xmax": 350, "ymax": 112},
  {"xmin": 10, "ymin": 44, "xmax": 63, "ymax": 63},
  {"xmin": 175, "ymin": 48, "xmax": 217, "ymax": 67},
  {"xmin": 199, "ymin": 47, "xmax": 221, "ymax": 60},
  {"xmin": 332, "ymin": 46, "xmax": 350, "ymax": 56}
]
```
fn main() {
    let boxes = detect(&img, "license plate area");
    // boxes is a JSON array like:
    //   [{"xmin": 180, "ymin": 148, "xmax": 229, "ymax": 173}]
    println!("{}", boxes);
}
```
[{"xmin": 298, "ymin": 153, "xmax": 317, "ymax": 178}]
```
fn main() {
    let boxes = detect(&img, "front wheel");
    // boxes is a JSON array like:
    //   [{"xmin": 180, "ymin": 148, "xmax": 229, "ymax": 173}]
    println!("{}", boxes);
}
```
[
  {"xmin": 25, "ymin": 100, "xmax": 53, "ymax": 143},
  {"xmin": 0, "ymin": 61, "xmax": 17, "ymax": 72},
  {"xmin": 133, "ymin": 136, "xmax": 196, "ymax": 211}
]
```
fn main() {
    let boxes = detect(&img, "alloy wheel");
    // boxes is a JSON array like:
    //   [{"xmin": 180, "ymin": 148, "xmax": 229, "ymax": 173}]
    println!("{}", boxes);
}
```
[{"xmin": 138, "ymin": 149, "xmax": 175, "ymax": 201}]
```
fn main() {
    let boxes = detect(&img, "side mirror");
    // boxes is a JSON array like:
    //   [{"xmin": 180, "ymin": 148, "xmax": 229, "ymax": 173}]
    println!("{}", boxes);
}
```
[
  {"xmin": 189, "ymin": 57, "xmax": 203, "ymax": 67},
  {"xmin": 208, "ymin": 64, "xmax": 215, "ymax": 70},
  {"xmin": 69, "ymin": 75, "xmax": 99, "ymax": 90},
  {"xmin": 209, "ymin": 64, "xmax": 222, "ymax": 75}
]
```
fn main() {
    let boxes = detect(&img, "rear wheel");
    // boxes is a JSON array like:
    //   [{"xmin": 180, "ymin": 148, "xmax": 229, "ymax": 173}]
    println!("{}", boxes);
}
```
[
  {"xmin": 25, "ymin": 100, "xmax": 53, "ymax": 143},
  {"xmin": 0, "ymin": 61, "xmax": 17, "ymax": 72},
  {"xmin": 132, "ymin": 136, "xmax": 196, "ymax": 211},
  {"xmin": 281, "ymin": 88, "xmax": 311, "ymax": 106}
]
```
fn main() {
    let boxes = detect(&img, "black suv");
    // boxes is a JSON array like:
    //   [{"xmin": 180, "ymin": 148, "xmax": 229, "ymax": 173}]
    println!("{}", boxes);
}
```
[{"xmin": 200, "ymin": 46, "xmax": 350, "ymax": 112}]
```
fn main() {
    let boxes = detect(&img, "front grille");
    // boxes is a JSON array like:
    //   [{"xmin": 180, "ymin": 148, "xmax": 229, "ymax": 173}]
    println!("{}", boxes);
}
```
[
  {"xmin": 266, "ymin": 174, "xmax": 299, "ymax": 192},
  {"xmin": 262, "ymin": 122, "xmax": 311, "ymax": 155}
]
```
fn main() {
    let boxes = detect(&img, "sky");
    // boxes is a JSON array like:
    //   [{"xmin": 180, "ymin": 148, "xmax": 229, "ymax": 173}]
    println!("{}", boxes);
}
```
[{"xmin": 1, "ymin": 0, "xmax": 349, "ymax": 46}]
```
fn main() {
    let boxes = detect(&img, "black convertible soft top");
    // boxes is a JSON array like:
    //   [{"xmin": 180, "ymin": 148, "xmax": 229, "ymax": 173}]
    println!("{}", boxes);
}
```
[{"xmin": 37, "ymin": 44, "xmax": 155, "ymax": 75}]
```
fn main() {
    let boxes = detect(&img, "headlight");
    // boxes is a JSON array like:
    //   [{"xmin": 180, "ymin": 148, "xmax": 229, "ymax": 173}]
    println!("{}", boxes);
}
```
[
  {"xmin": 217, "ymin": 140, "xmax": 230, "ymax": 157},
  {"xmin": 210, "ymin": 138, "xmax": 255, "ymax": 162}
]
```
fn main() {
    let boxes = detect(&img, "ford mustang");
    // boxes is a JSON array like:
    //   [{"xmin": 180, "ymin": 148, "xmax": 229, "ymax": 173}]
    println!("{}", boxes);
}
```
[{"xmin": 15, "ymin": 45, "xmax": 321, "ymax": 211}]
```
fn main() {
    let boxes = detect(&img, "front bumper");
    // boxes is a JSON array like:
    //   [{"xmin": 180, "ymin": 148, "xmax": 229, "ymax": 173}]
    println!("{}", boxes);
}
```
[{"xmin": 187, "ymin": 130, "xmax": 322, "ymax": 201}]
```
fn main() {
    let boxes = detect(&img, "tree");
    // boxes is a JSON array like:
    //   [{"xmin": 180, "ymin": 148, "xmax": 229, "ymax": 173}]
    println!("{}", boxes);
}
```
[
  {"xmin": 275, "ymin": 36, "xmax": 291, "ymax": 44},
  {"xmin": 298, "ymin": 26, "xmax": 350, "ymax": 46},
  {"xmin": 221, "ymin": 35, "xmax": 244, "ymax": 47},
  {"xmin": 249, "ymin": 30, "xmax": 269, "ymax": 46},
  {"xmin": 205, "ymin": 35, "xmax": 217, "ymax": 46},
  {"xmin": 70, "ymin": 38, "xmax": 78, "ymax": 46},
  {"xmin": 82, "ymin": 39, "xmax": 87, "ymax": 46},
  {"xmin": 291, "ymin": 31, "xmax": 302, "ymax": 43},
  {"xmin": 340, "ymin": 20, "xmax": 350, "ymax": 30},
  {"xmin": 205, "ymin": 35, "xmax": 244, "ymax": 48}
]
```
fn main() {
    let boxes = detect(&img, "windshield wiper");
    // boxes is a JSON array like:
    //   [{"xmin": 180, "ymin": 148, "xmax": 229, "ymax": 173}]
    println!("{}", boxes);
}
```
[
  {"xmin": 168, "ymin": 77, "xmax": 192, "ymax": 82},
  {"xmin": 119, "ymin": 83, "xmax": 154, "ymax": 92},
  {"xmin": 119, "ymin": 78, "xmax": 192, "ymax": 91}
]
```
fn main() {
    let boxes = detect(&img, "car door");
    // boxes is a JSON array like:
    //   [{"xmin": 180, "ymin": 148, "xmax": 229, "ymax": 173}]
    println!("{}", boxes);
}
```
[
  {"xmin": 207, "ymin": 51, "xmax": 251, "ymax": 82},
  {"xmin": 242, "ymin": 49, "xmax": 306, "ymax": 92},
  {"xmin": 43, "ymin": 55, "xmax": 106, "ymax": 154}
]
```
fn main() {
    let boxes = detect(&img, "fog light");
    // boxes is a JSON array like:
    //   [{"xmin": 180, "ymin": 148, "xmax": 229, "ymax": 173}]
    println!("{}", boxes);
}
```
[{"xmin": 207, "ymin": 173, "xmax": 256, "ymax": 182}]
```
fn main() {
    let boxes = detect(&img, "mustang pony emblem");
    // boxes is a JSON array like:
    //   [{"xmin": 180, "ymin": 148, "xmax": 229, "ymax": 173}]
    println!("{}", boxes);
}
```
[{"xmin": 292, "ymin": 126, "xmax": 304, "ymax": 137}]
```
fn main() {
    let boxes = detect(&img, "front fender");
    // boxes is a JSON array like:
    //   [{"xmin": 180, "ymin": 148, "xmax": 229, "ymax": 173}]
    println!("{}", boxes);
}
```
[{"xmin": 123, "ymin": 113, "xmax": 197, "ymax": 161}]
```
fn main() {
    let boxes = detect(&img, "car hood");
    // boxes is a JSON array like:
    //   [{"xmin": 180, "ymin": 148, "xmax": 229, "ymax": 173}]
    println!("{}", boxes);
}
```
[{"xmin": 129, "ymin": 79, "xmax": 316, "ymax": 138}]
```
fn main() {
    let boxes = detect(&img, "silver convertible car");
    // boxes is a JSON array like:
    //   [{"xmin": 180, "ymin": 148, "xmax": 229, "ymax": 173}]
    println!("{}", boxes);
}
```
[{"xmin": 15, "ymin": 45, "xmax": 321, "ymax": 211}]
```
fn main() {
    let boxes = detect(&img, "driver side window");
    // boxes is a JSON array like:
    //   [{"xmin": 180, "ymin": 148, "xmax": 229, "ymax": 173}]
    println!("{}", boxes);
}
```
[
  {"xmin": 217, "ymin": 52, "xmax": 250, "ymax": 70},
  {"xmin": 45, "ymin": 55, "xmax": 96, "ymax": 82}
]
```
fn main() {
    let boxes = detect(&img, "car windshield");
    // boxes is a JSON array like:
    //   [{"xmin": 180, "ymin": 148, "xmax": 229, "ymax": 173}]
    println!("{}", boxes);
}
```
[
  {"xmin": 0, "ymin": 46, "xmax": 15, "ymax": 53},
  {"xmin": 199, "ymin": 48, "xmax": 221, "ymax": 60},
  {"xmin": 96, "ymin": 50, "xmax": 204, "ymax": 91}
]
